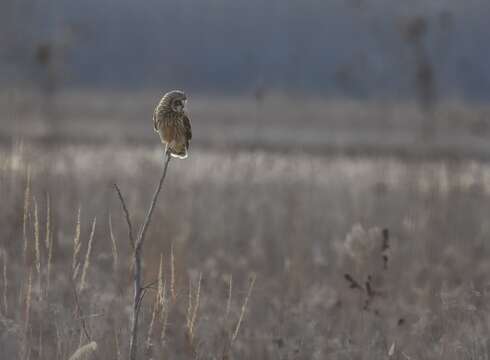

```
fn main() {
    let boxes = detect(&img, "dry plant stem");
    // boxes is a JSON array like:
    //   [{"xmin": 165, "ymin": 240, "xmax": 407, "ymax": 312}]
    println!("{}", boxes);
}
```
[
  {"xmin": 114, "ymin": 327, "xmax": 121, "ymax": 360},
  {"xmin": 157, "ymin": 253, "xmax": 164, "ymax": 306},
  {"xmin": 115, "ymin": 153, "xmax": 172, "ymax": 360},
  {"xmin": 39, "ymin": 326, "xmax": 43, "ymax": 360},
  {"xmin": 79, "ymin": 217, "xmax": 97, "ymax": 291},
  {"xmin": 22, "ymin": 167, "xmax": 31, "ymax": 266},
  {"xmin": 22, "ymin": 268, "xmax": 33, "ymax": 360},
  {"xmin": 136, "ymin": 153, "xmax": 172, "ymax": 249},
  {"xmin": 170, "ymin": 242, "xmax": 176, "ymax": 302},
  {"xmin": 2, "ymin": 252, "xmax": 7, "ymax": 315},
  {"xmin": 186, "ymin": 278, "xmax": 193, "ymax": 330},
  {"xmin": 109, "ymin": 214, "xmax": 119, "ymax": 270},
  {"xmin": 46, "ymin": 194, "xmax": 53, "ymax": 294},
  {"xmin": 146, "ymin": 288, "xmax": 159, "ymax": 350},
  {"xmin": 45, "ymin": 193, "xmax": 51, "ymax": 249},
  {"xmin": 146, "ymin": 253, "xmax": 164, "ymax": 350},
  {"xmin": 188, "ymin": 273, "xmax": 202, "ymax": 343},
  {"xmin": 232, "ymin": 273, "xmax": 256, "ymax": 342},
  {"xmin": 225, "ymin": 275, "xmax": 232, "ymax": 320},
  {"xmin": 55, "ymin": 323, "xmax": 62, "ymax": 360},
  {"xmin": 146, "ymin": 284, "xmax": 164, "ymax": 353},
  {"xmin": 114, "ymin": 185, "xmax": 135, "ymax": 249},
  {"xmin": 160, "ymin": 295, "xmax": 169, "ymax": 345},
  {"xmin": 72, "ymin": 282, "xmax": 91, "ymax": 342},
  {"xmin": 33, "ymin": 197, "xmax": 43, "ymax": 301},
  {"xmin": 33, "ymin": 197, "xmax": 41, "ymax": 276},
  {"xmin": 72, "ymin": 208, "xmax": 82, "ymax": 280},
  {"xmin": 68, "ymin": 342, "xmax": 98, "ymax": 360},
  {"xmin": 72, "ymin": 277, "xmax": 103, "ymax": 360}
]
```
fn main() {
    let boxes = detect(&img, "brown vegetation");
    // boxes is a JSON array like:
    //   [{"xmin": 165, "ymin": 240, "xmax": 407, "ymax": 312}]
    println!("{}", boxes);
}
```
[{"xmin": 1, "ymin": 141, "xmax": 490, "ymax": 359}]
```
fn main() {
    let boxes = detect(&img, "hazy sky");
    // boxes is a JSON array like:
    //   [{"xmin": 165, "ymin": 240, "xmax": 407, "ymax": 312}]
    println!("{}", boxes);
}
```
[{"xmin": 2, "ymin": 0, "xmax": 490, "ymax": 100}]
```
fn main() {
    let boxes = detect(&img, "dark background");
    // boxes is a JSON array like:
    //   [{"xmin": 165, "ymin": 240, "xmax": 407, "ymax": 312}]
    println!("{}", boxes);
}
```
[{"xmin": 2, "ymin": 0, "xmax": 490, "ymax": 100}]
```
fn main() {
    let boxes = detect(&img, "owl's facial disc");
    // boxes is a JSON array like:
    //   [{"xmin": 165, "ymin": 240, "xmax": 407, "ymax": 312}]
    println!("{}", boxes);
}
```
[{"xmin": 172, "ymin": 99, "xmax": 186, "ymax": 113}]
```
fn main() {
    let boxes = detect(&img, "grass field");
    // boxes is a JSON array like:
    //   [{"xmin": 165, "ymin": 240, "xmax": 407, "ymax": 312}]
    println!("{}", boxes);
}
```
[
  {"xmin": 1, "ymin": 92, "xmax": 490, "ymax": 359},
  {"xmin": 1, "ymin": 139, "xmax": 490, "ymax": 359}
]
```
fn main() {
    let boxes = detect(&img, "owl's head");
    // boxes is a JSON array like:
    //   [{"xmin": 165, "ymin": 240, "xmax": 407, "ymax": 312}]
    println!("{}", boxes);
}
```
[{"xmin": 163, "ymin": 90, "xmax": 187, "ymax": 114}]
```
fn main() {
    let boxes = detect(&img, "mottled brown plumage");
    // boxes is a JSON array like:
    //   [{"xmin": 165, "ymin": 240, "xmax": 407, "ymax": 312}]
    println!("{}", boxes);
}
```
[{"xmin": 153, "ymin": 90, "xmax": 192, "ymax": 159}]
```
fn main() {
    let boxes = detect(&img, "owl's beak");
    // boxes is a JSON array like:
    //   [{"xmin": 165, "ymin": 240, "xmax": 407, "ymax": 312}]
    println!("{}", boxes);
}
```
[
  {"xmin": 172, "ymin": 100, "xmax": 186, "ymax": 113},
  {"xmin": 180, "ymin": 99, "xmax": 187, "ymax": 112}
]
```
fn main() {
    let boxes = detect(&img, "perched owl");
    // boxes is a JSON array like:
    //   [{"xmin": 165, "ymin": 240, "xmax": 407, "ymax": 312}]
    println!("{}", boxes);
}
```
[{"xmin": 153, "ymin": 90, "xmax": 192, "ymax": 159}]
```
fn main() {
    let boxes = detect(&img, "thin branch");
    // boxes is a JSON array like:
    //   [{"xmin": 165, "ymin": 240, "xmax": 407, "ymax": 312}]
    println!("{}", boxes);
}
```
[
  {"xmin": 135, "ymin": 289, "xmax": 146, "ymax": 315},
  {"xmin": 129, "ymin": 153, "xmax": 172, "ymax": 360},
  {"xmin": 136, "ymin": 154, "xmax": 172, "ymax": 249},
  {"xmin": 113, "ymin": 184, "xmax": 135, "ymax": 250},
  {"xmin": 71, "ymin": 281, "xmax": 91, "ymax": 342},
  {"xmin": 135, "ymin": 279, "xmax": 161, "ymax": 314},
  {"xmin": 142, "ymin": 279, "xmax": 158, "ymax": 290}
]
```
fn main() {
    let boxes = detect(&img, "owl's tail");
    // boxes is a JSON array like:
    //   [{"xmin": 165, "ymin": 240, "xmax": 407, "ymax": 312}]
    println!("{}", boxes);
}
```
[
  {"xmin": 169, "ymin": 150, "xmax": 188, "ymax": 159},
  {"xmin": 167, "ymin": 143, "xmax": 188, "ymax": 159}
]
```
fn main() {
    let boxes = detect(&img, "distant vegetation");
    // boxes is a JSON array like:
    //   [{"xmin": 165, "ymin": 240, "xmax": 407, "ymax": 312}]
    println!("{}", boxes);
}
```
[{"xmin": 1, "ymin": 0, "xmax": 490, "ymax": 100}]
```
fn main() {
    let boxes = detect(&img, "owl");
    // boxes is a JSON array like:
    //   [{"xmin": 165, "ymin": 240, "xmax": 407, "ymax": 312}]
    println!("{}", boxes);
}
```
[{"xmin": 153, "ymin": 90, "xmax": 192, "ymax": 159}]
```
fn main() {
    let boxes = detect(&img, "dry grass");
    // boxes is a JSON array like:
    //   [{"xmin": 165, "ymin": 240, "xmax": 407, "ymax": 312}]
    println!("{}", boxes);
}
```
[
  {"xmin": 232, "ymin": 273, "xmax": 256, "ymax": 343},
  {"xmin": 67, "ymin": 341, "xmax": 98, "ymax": 360},
  {"xmin": 1, "ymin": 250, "xmax": 7, "ymax": 315},
  {"xmin": 72, "ymin": 208, "xmax": 82, "ymax": 281},
  {"xmin": 1, "ymin": 140, "xmax": 490, "ymax": 359},
  {"xmin": 79, "ymin": 217, "xmax": 96, "ymax": 291}
]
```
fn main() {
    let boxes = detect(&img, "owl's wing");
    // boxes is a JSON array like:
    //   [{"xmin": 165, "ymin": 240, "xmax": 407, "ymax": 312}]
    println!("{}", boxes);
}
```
[
  {"xmin": 153, "ymin": 109, "xmax": 160, "ymax": 132},
  {"xmin": 183, "ymin": 114, "xmax": 192, "ymax": 141}
]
